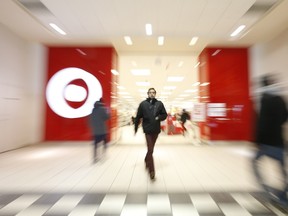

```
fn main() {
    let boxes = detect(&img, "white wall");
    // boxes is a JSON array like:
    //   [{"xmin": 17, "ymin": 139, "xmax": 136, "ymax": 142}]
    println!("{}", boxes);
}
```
[
  {"xmin": 0, "ymin": 23, "xmax": 46, "ymax": 152},
  {"xmin": 250, "ymin": 28, "xmax": 288, "ymax": 96}
]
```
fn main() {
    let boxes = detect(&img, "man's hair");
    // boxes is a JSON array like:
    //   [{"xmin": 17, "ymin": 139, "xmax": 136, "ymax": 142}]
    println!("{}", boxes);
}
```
[
  {"xmin": 147, "ymin": 87, "xmax": 156, "ymax": 93},
  {"xmin": 261, "ymin": 74, "xmax": 274, "ymax": 87}
]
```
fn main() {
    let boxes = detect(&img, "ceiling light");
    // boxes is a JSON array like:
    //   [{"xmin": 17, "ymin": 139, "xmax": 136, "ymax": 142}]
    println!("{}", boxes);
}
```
[
  {"xmin": 131, "ymin": 69, "xmax": 150, "ymax": 76},
  {"xmin": 230, "ymin": 25, "xmax": 246, "ymax": 37},
  {"xmin": 49, "ymin": 23, "xmax": 66, "ymax": 35},
  {"xmin": 200, "ymin": 82, "xmax": 210, "ymax": 86},
  {"xmin": 124, "ymin": 36, "xmax": 133, "ymax": 45},
  {"xmin": 158, "ymin": 36, "xmax": 164, "ymax": 45},
  {"xmin": 167, "ymin": 76, "xmax": 184, "ymax": 82},
  {"xmin": 194, "ymin": 62, "xmax": 200, "ymax": 68},
  {"xmin": 111, "ymin": 69, "xmax": 119, "ymax": 75},
  {"xmin": 146, "ymin": 24, "xmax": 152, "ymax": 36},
  {"xmin": 117, "ymin": 86, "xmax": 125, "ymax": 89},
  {"xmin": 192, "ymin": 82, "xmax": 200, "ymax": 86},
  {"xmin": 189, "ymin": 37, "xmax": 198, "ymax": 46}
]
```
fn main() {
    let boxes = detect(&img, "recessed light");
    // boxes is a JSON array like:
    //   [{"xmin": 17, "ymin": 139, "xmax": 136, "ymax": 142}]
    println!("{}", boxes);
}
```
[
  {"xmin": 230, "ymin": 25, "xmax": 246, "ymax": 37},
  {"xmin": 111, "ymin": 69, "xmax": 119, "ymax": 75},
  {"xmin": 158, "ymin": 36, "xmax": 164, "ymax": 45},
  {"xmin": 146, "ymin": 24, "xmax": 152, "ymax": 36},
  {"xmin": 49, "ymin": 23, "xmax": 66, "ymax": 35},
  {"xmin": 189, "ymin": 37, "xmax": 198, "ymax": 46},
  {"xmin": 124, "ymin": 36, "xmax": 133, "ymax": 45}
]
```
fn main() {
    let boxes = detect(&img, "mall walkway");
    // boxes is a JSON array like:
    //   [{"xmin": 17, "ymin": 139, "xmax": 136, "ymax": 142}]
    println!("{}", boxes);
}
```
[{"xmin": 0, "ymin": 126, "xmax": 286, "ymax": 215}]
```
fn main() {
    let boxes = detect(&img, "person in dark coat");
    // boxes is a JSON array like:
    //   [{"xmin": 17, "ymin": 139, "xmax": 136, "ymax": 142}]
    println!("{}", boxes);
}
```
[
  {"xmin": 134, "ymin": 87, "xmax": 167, "ymax": 180},
  {"xmin": 89, "ymin": 98, "xmax": 110, "ymax": 163},
  {"xmin": 252, "ymin": 74, "xmax": 288, "ymax": 205},
  {"xmin": 180, "ymin": 109, "xmax": 191, "ymax": 134}
]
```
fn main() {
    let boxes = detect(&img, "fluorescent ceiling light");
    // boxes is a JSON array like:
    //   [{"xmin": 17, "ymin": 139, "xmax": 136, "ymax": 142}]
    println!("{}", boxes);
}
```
[
  {"xmin": 146, "ymin": 24, "xmax": 152, "ymax": 36},
  {"xmin": 189, "ymin": 37, "xmax": 198, "ymax": 46},
  {"xmin": 131, "ymin": 69, "xmax": 150, "ymax": 76},
  {"xmin": 167, "ymin": 76, "xmax": 184, "ymax": 82},
  {"xmin": 194, "ymin": 62, "xmax": 200, "ymax": 68},
  {"xmin": 136, "ymin": 81, "xmax": 150, "ymax": 86},
  {"xmin": 158, "ymin": 36, "xmax": 164, "ymax": 45},
  {"xmin": 192, "ymin": 82, "xmax": 200, "ymax": 86},
  {"xmin": 117, "ymin": 86, "xmax": 125, "ymax": 89},
  {"xmin": 111, "ymin": 69, "xmax": 119, "ymax": 75},
  {"xmin": 124, "ymin": 36, "xmax": 133, "ymax": 45},
  {"xmin": 49, "ymin": 23, "xmax": 66, "ymax": 35},
  {"xmin": 200, "ymin": 82, "xmax": 210, "ymax": 86},
  {"xmin": 230, "ymin": 25, "xmax": 246, "ymax": 37}
]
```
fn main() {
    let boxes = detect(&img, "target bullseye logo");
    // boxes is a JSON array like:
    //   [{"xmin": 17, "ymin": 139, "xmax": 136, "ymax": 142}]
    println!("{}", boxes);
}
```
[{"xmin": 46, "ymin": 67, "xmax": 102, "ymax": 118}]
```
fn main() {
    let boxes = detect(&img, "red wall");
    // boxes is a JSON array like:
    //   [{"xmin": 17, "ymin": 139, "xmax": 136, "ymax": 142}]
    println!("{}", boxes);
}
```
[
  {"xmin": 198, "ymin": 47, "xmax": 253, "ymax": 141},
  {"xmin": 45, "ymin": 47, "xmax": 118, "ymax": 141}
]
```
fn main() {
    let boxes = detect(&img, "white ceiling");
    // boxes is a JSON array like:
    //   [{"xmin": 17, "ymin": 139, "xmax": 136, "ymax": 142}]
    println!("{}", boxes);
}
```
[{"xmin": 1, "ymin": 0, "xmax": 288, "ymax": 110}]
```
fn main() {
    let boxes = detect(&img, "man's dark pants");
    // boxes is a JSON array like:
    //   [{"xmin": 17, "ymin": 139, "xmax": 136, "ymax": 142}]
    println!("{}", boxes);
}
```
[
  {"xmin": 252, "ymin": 144, "xmax": 288, "ymax": 202},
  {"xmin": 145, "ymin": 133, "xmax": 158, "ymax": 173}
]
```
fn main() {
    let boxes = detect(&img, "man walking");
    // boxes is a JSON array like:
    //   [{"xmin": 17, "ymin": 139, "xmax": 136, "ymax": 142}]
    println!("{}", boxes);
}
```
[
  {"xmin": 89, "ymin": 98, "xmax": 110, "ymax": 163},
  {"xmin": 134, "ymin": 88, "xmax": 167, "ymax": 180},
  {"xmin": 252, "ymin": 74, "xmax": 288, "ymax": 206}
]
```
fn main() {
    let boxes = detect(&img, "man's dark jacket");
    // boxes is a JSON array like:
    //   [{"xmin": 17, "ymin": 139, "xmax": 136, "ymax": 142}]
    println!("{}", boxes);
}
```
[
  {"xmin": 135, "ymin": 98, "xmax": 167, "ymax": 134},
  {"xmin": 256, "ymin": 93, "xmax": 288, "ymax": 147}
]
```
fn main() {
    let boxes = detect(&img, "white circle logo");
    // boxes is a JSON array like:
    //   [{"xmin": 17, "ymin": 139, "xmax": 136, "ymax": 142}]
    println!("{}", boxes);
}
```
[{"xmin": 46, "ymin": 67, "xmax": 102, "ymax": 118}]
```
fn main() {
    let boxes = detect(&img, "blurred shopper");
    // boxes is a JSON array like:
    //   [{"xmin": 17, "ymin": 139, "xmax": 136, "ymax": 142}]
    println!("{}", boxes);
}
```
[
  {"xmin": 89, "ymin": 98, "xmax": 110, "ymax": 163},
  {"xmin": 252, "ymin": 74, "xmax": 288, "ymax": 206},
  {"xmin": 180, "ymin": 109, "xmax": 191, "ymax": 134},
  {"xmin": 134, "ymin": 87, "xmax": 167, "ymax": 180}
]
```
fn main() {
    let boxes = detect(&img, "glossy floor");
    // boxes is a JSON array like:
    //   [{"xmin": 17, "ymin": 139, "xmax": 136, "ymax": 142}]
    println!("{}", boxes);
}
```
[{"xmin": 0, "ymin": 126, "xmax": 286, "ymax": 215}]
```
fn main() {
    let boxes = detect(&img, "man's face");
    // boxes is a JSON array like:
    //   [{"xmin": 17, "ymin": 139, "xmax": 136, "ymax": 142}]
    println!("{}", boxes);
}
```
[{"xmin": 148, "ymin": 89, "xmax": 156, "ymax": 99}]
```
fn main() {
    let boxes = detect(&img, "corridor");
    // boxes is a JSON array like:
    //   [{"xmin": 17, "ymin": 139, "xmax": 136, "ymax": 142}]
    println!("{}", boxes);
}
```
[{"xmin": 0, "ymin": 126, "xmax": 285, "ymax": 215}]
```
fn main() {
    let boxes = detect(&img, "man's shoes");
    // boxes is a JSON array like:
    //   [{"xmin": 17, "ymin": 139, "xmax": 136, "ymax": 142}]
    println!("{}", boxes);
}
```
[{"xmin": 150, "ymin": 171, "xmax": 155, "ymax": 180}]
